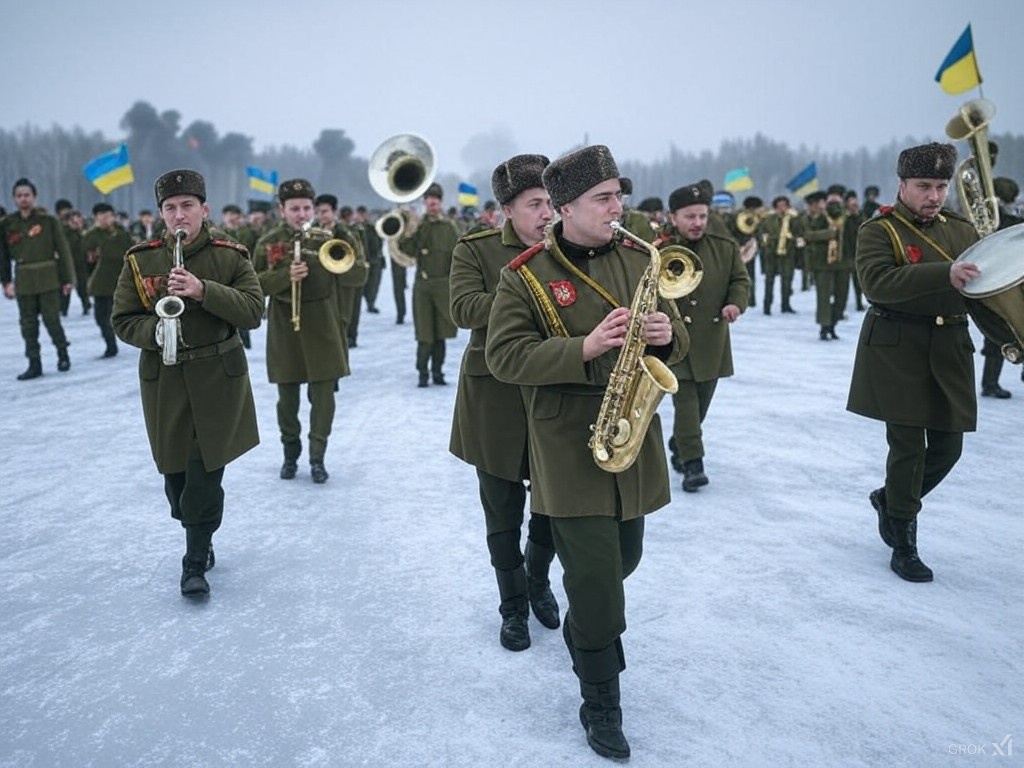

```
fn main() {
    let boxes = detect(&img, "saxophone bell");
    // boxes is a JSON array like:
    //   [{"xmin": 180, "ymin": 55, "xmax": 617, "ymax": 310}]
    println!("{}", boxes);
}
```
[{"xmin": 155, "ymin": 228, "xmax": 187, "ymax": 365}]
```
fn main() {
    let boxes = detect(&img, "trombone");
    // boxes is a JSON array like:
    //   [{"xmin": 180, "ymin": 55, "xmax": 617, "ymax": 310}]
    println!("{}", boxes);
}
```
[{"xmin": 290, "ymin": 221, "xmax": 357, "ymax": 332}]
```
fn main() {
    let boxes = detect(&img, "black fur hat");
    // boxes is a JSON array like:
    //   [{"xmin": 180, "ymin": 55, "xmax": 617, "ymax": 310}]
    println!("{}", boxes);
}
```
[
  {"xmin": 278, "ymin": 179, "xmax": 316, "ymax": 203},
  {"xmin": 742, "ymin": 196, "xmax": 764, "ymax": 210},
  {"xmin": 155, "ymin": 169, "xmax": 206, "ymax": 206},
  {"xmin": 637, "ymin": 197, "xmax": 664, "ymax": 213},
  {"xmin": 896, "ymin": 143, "xmax": 957, "ymax": 180},
  {"xmin": 424, "ymin": 183, "xmax": 444, "ymax": 200},
  {"xmin": 994, "ymin": 177, "xmax": 1019, "ymax": 205},
  {"xmin": 668, "ymin": 182, "xmax": 712, "ymax": 212},
  {"xmin": 542, "ymin": 145, "xmax": 620, "ymax": 208},
  {"xmin": 804, "ymin": 190, "xmax": 827, "ymax": 205},
  {"xmin": 491, "ymin": 154, "xmax": 550, "ymax": 205}
]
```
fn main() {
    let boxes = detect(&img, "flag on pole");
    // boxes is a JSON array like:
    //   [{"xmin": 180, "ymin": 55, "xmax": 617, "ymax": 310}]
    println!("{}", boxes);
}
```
[
  {"xmin": 247, "ymin": 167, "xmax": 278, "ymax": 196},
  {"xmin": 935, "ymin": 24, "xmax": 982, "ymax": 95},
  {"xmin": 82, "ymin": 144, "xmax": 134, "ymax": 195},
  {"xmin": 724, "ymin": 168, "xmax": 754, "ymax": 192},
  {"xmin": 457, "ymin": 182, "xmax": 479, "ymax": 207},
  {"xmin": 785, "ymin": 163, "xmax": 819, "ymax": 198}
]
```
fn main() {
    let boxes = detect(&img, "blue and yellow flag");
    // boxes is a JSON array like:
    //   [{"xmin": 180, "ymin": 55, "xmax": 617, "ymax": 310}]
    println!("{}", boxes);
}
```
[
  {"xmin": 724, "ymin": 168, "xmax": 754, "ymax": 193},
  {"xmin": 82, "ymin": 144, "xmax": 134, "ymax": 195},
  {"xmin": 247, "ymin": 167, "xmax": 278, "ymax": 196},
  {"xmin": 785, "ymin": 163, "xmax": 819, "ymax": 198},
  {"xmin": 935, "ymin": 24, "xmax": 982, "ymax": 95},
  {"xmin": 457, "ymin": 182, "xmax": 479, "ymax": 208}
]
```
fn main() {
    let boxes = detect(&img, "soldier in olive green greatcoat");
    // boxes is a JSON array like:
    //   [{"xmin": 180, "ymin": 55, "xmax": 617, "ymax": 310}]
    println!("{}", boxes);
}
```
[
  {"xmin": 314, "ymin": 195, "xmax": 367, "ymax": 352},
  {"xmin": 486, "ymin": 146, "xmax": 689, "ymax": 761},
  {"xmin": 82, "ymin": 202, "xmax": 134, "ymax": 358},
  {"xmin": 253, "ymin": 179, "xmax": 348, "ymax": 484},
  {"xmin": 450, "ymin": 154, "xmax": 560, "ymax": 653},
  {"xmin": 112, "ymin": 169, "xmax": 263, "ymax": 597},
  {"xmin": 801, "ymin": 189, "xmax": 844, "ymax": 339},
  {"xmin": 759, "ymin": 195, "xmax": 802, "ymax": 314},
  {"xmin": 846, "ymin": 143, "xmax": 980, "ymax": 583},
  {"xmin": 660, "ymin": 182, "xmax": 750, "ymax": 492},
  {"xmin": 63, "ymin": 208, "xmax": 92, "ymax": 316},
  {"xmin": 0, "ymin": 178, "xmax": 76, "ymax": 380},
  {"xmin": 353, "ymin": 205, "xmax": 385, "ymax": 315},
  {"xmin": 398, "ymin": 182, "xmax": 461, "ymax": 387},
  {"xmin": 842, "ymin": 190, "xmax": 866, "ymax": 313}
]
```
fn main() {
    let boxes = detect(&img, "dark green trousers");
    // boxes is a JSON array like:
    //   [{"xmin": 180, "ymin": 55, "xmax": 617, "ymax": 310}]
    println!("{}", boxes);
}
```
[
  {"xmin": 277, "ymin": 380, "xmax": 336, "ymax": 462},
  {"xmin": 164, "ymin": 439, "xmax": 224, "ymax": 530},
  {"xmin": 671, "ymin": 378, "xmax": 718, "ymax": 461},
  {"xmin": 884, "ymin": 424, "xmax": 964, "ymax": 520},
  {"xmin": 477, "ymin": 469, "xmax": 553, "ymax": 571},
  {"xmin": 833, "ymin": 268, "xmax": 852, "ymax": 320},
  {"xmin": 813, "ymin": 269, "xmax": 839, "ymax": 326},
  {"xmin": 550, "ymin": 515, "xmax": 644, "ymax": 652},
  {"xmin": 17, "ymin": 290, "xmax": 68, "ymax": 358},
  {"xmin": 763, "ymin": 258, "xmax": 795, "ymax": 311}
]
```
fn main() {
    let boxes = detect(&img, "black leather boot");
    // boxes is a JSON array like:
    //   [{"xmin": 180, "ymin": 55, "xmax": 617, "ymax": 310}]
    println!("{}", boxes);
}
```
[
  {"xmin": 667, "ymin": 436, "xmax": 684, "ymax": 473},
  {"xmin": 889, "ymin": 517, "xmax": 933, "ymax": 582},
  {"xmin": 16, "ymin": 357, "xmax": 42, "ymax": 381},
  {"xmin": 828, "ymin": 325, "xmax": 839, "ymax": 340},
  {"xmin": 681, "ymin": 458, "xmax": 708, "ymax": 492},
  {"xmin": 57, "ymin": 348, "xmax": 70, "ymax": 372},
  {"xmin": 181, "ymin": 526, "xmax": 214, "ymax": 596},
  {"xmin": 525, "ymin": 541, "xmax": 560, "ymax": 629},
  {"xmin": 981, "ymin": 355, "xmax": 1011, "ymax": 398},
  {"xmin": 576, "ymin": 641, "xmax": 629, "ymax": 760},
  {"xmin": 819, "ymin": 326, "xmax": 830, "ymax": 341},
  {"xmin": 310, "ymin": 460, "xmax": 329, "ymax": 484},
  {"xmin": 869, "ymin": 487, "xmax": 895, "ymax": 547},
  {"xmin": 495, "ymin": 566, "xmax": 530, "ymax": 651},
  {"xmin": 280, "ymin": 441, "xmax": 301, "ymax": 480}
]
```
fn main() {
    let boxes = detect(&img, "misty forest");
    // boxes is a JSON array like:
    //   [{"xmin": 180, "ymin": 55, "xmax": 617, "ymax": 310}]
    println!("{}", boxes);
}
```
[{"xmin": 1, "ymin": 99, "xmax": 1022, "ymax": 214}]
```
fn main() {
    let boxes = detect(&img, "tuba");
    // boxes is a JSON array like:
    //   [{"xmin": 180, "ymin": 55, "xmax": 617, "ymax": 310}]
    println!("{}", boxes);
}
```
[
  {"xmin": 368, "ymin": 133, "xmax": 435, "ymax": 269},
  {"xmin": 946, "ymin": 98, "xmax": 1000, "ymax": 237},
  {"xmin": 154, "ymin": 228, "xmax": 187, "ymax": 365},
  {"xmin": 589, "ymin": 221, "xmax": 703, "ymax": 473}
]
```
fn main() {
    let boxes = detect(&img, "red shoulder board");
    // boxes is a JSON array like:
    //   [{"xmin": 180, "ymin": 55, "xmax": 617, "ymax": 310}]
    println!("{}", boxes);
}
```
[
  {"xmin": 508, "ymin": 242, "xmax": 546, "ymax": 271},
  {"xmin": 622, "ymin": 237, "xmax": 650, "ymax": 252},
  {"xmin": 212, "ymin": 239, "xmax": 251, "ymax": 258},
  {"xmin": 877, "ymin": 205, "xmax": 893, "ymax": 216},
  {"xmin": 126, "ymin": 239, "xmax": 163, "ymax": 255},
  {"xmin": 653, "ymin": 234, "xmax": 671, "ymax": 248}
]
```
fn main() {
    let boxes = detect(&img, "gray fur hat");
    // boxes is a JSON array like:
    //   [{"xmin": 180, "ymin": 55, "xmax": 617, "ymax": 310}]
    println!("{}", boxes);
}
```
[
  {"xmin": 491, "ymin": 154, "xmax": 550, "ymax": 205},
  {"xmin": 542, "ymin": 145, "xmax": 620, "ymax": 208},
  {"xmin": 155, "ymin": 169, "xmax": 206, "ymax": 206},
  {"xmin": 896, "ymin": 142, "xmax": 957, "ymax": 180}
]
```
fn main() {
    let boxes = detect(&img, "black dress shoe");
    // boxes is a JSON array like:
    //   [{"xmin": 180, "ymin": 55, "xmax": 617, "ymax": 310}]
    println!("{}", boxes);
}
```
[
  {"xmin": 180, "ymin": 556, "xmax": 210, "ymax": 596},
  {"xmin": 681, "ymin": 459, "xmax": 709, "ymax": 492},
  {"xmin": 102, "ymin": 346, "xmax": 118, "ymax": 359},
  {"xmin": 396, "ymin": 317, "xmax": 405, "ymax": 325},
  {"xmin": 782, "ymin": 306, "xmax": 796, "ymax": 314},
  {"xmin": 310, "ymin": 461, "xmax": 329, "ymax": 484},
  {"xmin": 367, "ymin": 306, "xmax": 380, "ymax": 314},
  {"xmin": 828, "ymin": 326, "xmax": 839, "ymax": 340},
  {"xmin": 280, "ymin": 460, "xmax": 298, "ymax": 480},
  {"xmin": 16, "ymin": 359, "xmax": 43, "ymax": 381},
  {"xmin": 432, "ymin": 373, "xmax": 446, "ymax": 386},
  {"xmin": 981, "ymin": 384, "xmax": 1012, "ymax": 399},
  {"xmin": 348, "ymin": 338, "xmax": 357, "ymax": 348},
  {"xmin": 57, "ymin": 351, "xmax": 71, "ymax": 372},
  {"xmin": 417, "ymin": 373, "xmax": 429, "ymax": 388},
  {"xmin": 819, "ymin": 329, "xmax": 830, "ymax": 341}
]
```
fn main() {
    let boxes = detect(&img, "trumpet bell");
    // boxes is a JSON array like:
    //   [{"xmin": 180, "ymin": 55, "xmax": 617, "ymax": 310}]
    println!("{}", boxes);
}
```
[
  {"xmin": 658, "ymin": 245, "xmax": 704, "ymax": 299},
  {"xmin": 368, "ymin": 134, "xmax": 437, "ymax": 204},
  {"xmin": 946, "ymin": 98, "xmax": 996, "ymax": 140},
  {"xmin": 318, "ymin": 238, "xmax": 356, "ymax": 274}
]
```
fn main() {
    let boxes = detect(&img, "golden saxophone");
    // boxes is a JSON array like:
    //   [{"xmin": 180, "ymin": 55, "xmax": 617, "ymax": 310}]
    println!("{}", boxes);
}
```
[
  {"xmin": 589, "ymin": 221, "xmax": 703, "ymax": 473},
  {"xmin": 776, "ymin": 210, "xmax": 794, "ymax": 257},
  {"xmin": 154, "ymin": 228, "xmax": 187, "ymax": 365}
]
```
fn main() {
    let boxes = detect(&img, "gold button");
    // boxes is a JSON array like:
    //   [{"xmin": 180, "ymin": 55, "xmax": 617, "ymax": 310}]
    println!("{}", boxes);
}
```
[{"xmin": 935, "ymin": 316, "xmax": 944, "ymax": 326}]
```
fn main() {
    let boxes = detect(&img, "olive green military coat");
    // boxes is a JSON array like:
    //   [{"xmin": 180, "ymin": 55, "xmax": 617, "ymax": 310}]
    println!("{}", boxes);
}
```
[
  {"xmin": 662, "ymin": 228, "xmax": 749, "ymax": 382},
  {"xmin": 759, "ymin": 211, "xmax": 803, "ymax": 275},
  {"xmin": 846, "ymin": 202, "xmax": 979, "ymax": 431},
  {"xmin": 400, "ymin": 214, "xmax": 460, "ymax": 343},
  {"xmin": 485, "ymin": 223, "xmax": 690, "ymax": 519},
  {"xmin": 82, "ymin": 224, "xmax": 134, "ymax": 297},
  {"xmin": 620, "ymin": 209, "xmax": 658, "ymax": 243},
  {"xmin": 254, "ymin": 222, "xmax": 348, "ymax": 383},
  {"xmin": 111, "ymin": 225, "xmax": 263, "ymax": 474},
  {"xmin": 0, "ymin": 209, "xmax": 75, "ymax": 294},
  {"xmin": 803, "ymin": 212, "xmax": 845, "ymax": 271},
  {"xmin": 449, "ymin": 222, "xmax": 530, "ymax": 482}
]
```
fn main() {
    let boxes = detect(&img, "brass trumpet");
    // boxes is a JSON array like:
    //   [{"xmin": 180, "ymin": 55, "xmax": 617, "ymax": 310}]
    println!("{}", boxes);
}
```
[{"xmin": 290, "ymin": 222, "xmax": 356, "ymax": 332}]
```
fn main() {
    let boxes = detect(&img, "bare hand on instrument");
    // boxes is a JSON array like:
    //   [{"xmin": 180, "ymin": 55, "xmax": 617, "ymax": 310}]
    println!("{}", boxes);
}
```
[
  {"xmin": 167, "ymin": 266, "xmax": 205, "ymax": 301},
  {"xmin": 641, "ymin": 311, "xmax": 673, "ymax": 346},
  {"xmin": 290, "ymin": 260, "xmax": 309, "ymax": 282},
  {"xmin": 3, "ymin": 283, "xmax": 14, "ymax": 300},
  {"xmin": 583, "ymin": 307, "xmax": 630, "ymax": 362},
  {"xmin": 721, "ymin": 304, "xmax": 741, "ymax": 323},
  {"xmin": 950, "ymin": 261, "xmax": 980, "ymax": 290}
]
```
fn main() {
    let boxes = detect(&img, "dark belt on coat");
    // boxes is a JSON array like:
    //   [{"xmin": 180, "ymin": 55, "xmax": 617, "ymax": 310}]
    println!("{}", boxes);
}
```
[
  {"xmin": 417, "ymin": 270, "xmax": 449, "ymax": 280},
  {"xmin": 868, "ymin": 305, "xmax": 968, "ymax": 327},
  {"xmin": 175, "ymin": 333, "xmax": 242, "ymax": 362}
]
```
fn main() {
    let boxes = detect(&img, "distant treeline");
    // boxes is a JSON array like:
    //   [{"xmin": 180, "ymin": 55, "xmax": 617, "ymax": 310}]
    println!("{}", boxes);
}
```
[{"xmin": 1, "ymin": 99, "xmax": 1021, "ymax": 215}]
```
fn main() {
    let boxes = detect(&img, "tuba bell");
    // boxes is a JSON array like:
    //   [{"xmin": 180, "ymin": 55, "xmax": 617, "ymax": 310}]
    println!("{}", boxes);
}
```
[
  {"xmin": 368, "ymin": 133, "xmax": 437, "ymax": 204},
  {"xmin": 946, "ymin": 98, "xmax": 1000, "ymax": 237},
  {"xmin": 735, "ymin": 209, "xmax": 761, "ymax": 236}
]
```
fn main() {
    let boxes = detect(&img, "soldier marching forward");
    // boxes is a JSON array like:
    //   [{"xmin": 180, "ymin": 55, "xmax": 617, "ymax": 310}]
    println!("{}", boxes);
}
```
[
  {"xmin": 82, "ymin": 202, "xmax": 134, "ymax": 358},
  {"xmin": 112, "ymin": 169, "xmax": 263, "ymax": 597}
]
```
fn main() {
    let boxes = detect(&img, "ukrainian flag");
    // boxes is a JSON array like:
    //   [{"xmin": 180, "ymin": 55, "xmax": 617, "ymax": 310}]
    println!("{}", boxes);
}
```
[
  {"xmin": 935, "ymin": 24, "xmax": 982, "ymax": 95},
  {"xmin": 247, "ymin": 167, "xmax": 278, "ymax": 196},
  {"xmin": 82, "ymin": 144, "xmax": 134, "ymax": 195},
  {"xmin": 457, "ymin": 182, "xmax": 479, "ymax": 208},
  {"xmin": 724, "ymin": 168, "xmax": 754, "ymax": 193},
  {"xmin": 786, "ymin": 163, "xmax": 819, "ymax": 198}
]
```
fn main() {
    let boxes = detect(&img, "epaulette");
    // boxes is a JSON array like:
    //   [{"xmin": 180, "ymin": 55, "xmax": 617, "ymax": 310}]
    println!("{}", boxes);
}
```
[
  {"xmin": 621, "ymin": 237, "xmax": 650, "ymax": 252},
  {"xmin": 458, "ymin": 227, "xmax": 500, "ymax": 244},
  {"xmin": 508, "ymin": 242, "xmax": 547, "ymax": 271},
  {"xmin": 211, "ymin": 239, "xmax": 251, "ymax": 258},
  {"xmin": 126, "ymin": 239, "xmax": 163, "ymax": 255}
]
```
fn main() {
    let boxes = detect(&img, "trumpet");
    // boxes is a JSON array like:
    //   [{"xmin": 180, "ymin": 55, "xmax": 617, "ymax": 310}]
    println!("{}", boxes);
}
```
[
  {"xmin": 290, "ymin": 222, "xmax": 357, "ymax": 332},
  {"xmin": 154, "ymin": 228, "xmax": 187, "ymax": 365}
]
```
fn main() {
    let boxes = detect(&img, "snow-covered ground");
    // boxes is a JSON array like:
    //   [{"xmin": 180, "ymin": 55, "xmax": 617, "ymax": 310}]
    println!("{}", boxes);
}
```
[{"xmin": 1, "ymin": 267, "xmax": 1021, "ymax": 768}]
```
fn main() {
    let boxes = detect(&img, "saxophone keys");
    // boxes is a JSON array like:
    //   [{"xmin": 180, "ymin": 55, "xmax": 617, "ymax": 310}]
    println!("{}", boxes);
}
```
[{"xmin": 611, "ymin": 419, "xmax": 632, "ymax": 447}]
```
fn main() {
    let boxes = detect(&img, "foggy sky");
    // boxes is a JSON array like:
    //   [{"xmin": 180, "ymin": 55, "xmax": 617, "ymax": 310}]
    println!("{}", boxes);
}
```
[{"xmin": 4, "ymin": 0, "xmax": 1021, "ymax": 177}]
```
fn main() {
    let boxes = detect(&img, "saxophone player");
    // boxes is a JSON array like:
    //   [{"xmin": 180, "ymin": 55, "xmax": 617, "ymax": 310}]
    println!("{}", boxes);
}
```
[
  {"xmin": 660, "ymin": 183, "xmax": 750, "ymax": 492},
  {"xmin": 486, "ymin": 146, "xmax": 688, "ymax": 761}
]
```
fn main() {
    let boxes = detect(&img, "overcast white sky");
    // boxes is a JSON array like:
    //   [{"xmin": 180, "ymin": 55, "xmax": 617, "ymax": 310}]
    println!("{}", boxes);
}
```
[{"xmin": 4, "ymin": 0, "xmax": 1021, "ymax": 175}]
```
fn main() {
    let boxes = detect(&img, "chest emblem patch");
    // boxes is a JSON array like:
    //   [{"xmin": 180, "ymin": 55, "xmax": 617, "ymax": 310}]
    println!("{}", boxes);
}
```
[
  {"xmin": 267, "ymin": 242, "xmax": 289, "ymax": 267},
  {"xmin": 549, "ymin": 280, "xmax": 576, "ymax": 307},
  {"xmin": 905, "ymin": 244, "xmax": 922, "ymax": 264},
  {"xmin": 28, "ymin": 224, "xmax": 42, "ymax": 237},
  {"xmin": 142, "ymin": 275, "xmax": 168, "ymax": 300}
]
